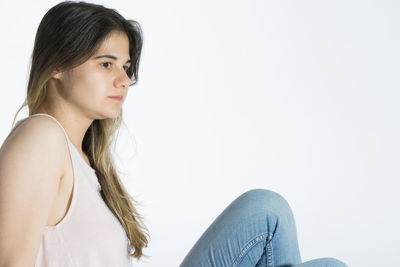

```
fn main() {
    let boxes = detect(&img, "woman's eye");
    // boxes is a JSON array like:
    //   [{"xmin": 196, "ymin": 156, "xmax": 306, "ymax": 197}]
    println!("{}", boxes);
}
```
[
  {"xmin": 102, "ymin": 62, "xmax": 129, "ymax": 72},
  {"xmin": 101, "ymin": 62, "xmax": 112, "ymax": 69}
]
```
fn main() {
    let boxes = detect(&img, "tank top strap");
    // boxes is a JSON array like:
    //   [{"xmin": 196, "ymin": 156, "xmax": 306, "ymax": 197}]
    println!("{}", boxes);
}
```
[
  {"xmin": 11, "ymin": 113, "xmax": 96, "ymax": 174},
  {"xmin": 10, "ymin": 113, "xmax": 70, "ymax": 143},
  {"xmin": 27, "ymin": 113, "xmax": 70, "ymax": 141}
]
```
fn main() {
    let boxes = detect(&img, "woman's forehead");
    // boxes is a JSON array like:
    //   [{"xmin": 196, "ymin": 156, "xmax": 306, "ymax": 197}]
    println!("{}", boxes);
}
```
[{"xmin": 98, "ymin": 31, "xmax": 129, "ymax": 51}]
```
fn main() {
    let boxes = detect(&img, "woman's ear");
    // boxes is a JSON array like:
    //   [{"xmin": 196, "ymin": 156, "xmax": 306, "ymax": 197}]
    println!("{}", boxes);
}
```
[{"xmin": 51, "ymin": 69, "xmax": 63, "ymax": 80}]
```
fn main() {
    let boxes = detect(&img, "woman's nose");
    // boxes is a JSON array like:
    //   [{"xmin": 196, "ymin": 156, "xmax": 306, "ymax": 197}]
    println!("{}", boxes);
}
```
[{"xmin": 115, "ymin": 68, "xmax": 131, "ymax": 88}]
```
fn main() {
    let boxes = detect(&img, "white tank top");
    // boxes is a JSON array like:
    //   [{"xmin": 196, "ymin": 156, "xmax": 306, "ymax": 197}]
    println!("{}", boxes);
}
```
[{"xmin": 11, "ymin": 113, "xmax": 133, "ymax": 266}]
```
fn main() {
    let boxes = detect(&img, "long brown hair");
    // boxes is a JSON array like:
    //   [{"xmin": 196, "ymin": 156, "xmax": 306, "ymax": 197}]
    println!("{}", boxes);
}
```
[{"xmin": 12, "ymin": 1, "xmax": 150, "ymax": 260}]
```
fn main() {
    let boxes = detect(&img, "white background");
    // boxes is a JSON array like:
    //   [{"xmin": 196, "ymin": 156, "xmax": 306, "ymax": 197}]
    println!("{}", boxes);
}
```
[{"xmin": 0, "ymin": 1, "xmax": 399, "ymax": 266}]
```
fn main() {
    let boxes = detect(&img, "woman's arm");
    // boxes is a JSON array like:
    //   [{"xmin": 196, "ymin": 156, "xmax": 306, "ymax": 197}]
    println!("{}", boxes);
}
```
[{"xmin": 0, "ymin": 117, "xmax": 66, "ymax": 267}]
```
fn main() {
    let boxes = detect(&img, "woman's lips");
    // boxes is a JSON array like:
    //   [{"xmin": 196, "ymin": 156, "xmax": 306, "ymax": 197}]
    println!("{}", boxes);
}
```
[{"xmin": 108, "ymin": 96, "xmax": 123, "ymax": 101}]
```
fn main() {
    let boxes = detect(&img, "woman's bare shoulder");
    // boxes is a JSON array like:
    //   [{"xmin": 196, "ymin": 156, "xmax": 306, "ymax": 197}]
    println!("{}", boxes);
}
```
[
  {"xmin": 0, "ymin": 115, "xmax": 68, "ymax": 178},
  {"xmin": 0, "ymin": 115, "xmax": 68, "ymax": 265}
]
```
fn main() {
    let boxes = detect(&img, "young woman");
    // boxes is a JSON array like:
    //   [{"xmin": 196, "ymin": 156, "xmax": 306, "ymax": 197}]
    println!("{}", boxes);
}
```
[{"xmin": 0, "ymin": 1, "xmax": 348, "ymax": 266}]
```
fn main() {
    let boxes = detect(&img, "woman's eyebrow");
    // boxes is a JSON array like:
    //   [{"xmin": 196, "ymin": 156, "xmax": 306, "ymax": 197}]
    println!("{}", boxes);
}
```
[{"xmin": 94, "ymin": 54, "xmax": 132, "ymax": 64}]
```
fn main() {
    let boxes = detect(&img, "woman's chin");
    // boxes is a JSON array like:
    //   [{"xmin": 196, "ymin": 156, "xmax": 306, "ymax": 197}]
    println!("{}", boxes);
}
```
[{"xmin": 100, "ymin": 109, "xmax": 121, "ymax": 120}]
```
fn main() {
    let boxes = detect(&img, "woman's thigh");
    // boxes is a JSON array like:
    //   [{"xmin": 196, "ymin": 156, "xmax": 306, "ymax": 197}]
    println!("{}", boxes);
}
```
[{"xmin": 179, "ymin": 188, "xmax": 302, "ymax": 267}]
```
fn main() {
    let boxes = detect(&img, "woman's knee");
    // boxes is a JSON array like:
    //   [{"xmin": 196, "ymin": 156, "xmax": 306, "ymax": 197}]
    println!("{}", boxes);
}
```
[
  {"xmin": 327, "ymin": 258, "xmax": 348, "ymax": 267},
  {"xmin": 240, "ymin": 188, "xmax": 287, "ymax": 202},
  {"xmin": 237, "ymin": 188, "xmax": 293, "ymax": 215},
  {"xmin": 301, "ymin": 257, "xmax": 348, "ymax": 267}
]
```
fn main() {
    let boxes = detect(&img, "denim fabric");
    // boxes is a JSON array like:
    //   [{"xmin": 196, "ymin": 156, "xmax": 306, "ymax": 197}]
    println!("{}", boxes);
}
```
[{"xmin": 179, "ymin": 189, "xmax": 347, "ymax": 267}]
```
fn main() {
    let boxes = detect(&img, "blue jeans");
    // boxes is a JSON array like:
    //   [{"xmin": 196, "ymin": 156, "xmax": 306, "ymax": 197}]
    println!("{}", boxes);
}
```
[{"xmin": 179, "ymin": 189, "xmax": 348, "ymax": 267}]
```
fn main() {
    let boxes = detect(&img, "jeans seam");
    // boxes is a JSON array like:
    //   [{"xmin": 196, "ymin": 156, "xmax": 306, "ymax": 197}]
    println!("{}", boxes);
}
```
[
  {"xmin": 266, "ymin": 232, "xmax": 273, "ymax": 267},
  {"xmin": 231, "ymin": 232, "xmax": 270, "ymax": 267}
]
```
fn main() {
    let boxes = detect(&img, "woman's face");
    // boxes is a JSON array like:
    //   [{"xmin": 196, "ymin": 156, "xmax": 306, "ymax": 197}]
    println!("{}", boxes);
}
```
[{"xmin": 54, "ymin": 31, "xmax": 132, "ymax": 119}]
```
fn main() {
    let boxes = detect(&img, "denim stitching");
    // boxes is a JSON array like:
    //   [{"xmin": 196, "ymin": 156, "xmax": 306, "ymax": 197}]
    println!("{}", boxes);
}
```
[
  {"xmin": 231, "ymin": 232, "xmax": 270, "ymax": 267},
  {"xmin": 266, "ymin": 232, "xmax": 273, "ymax": 267}
]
